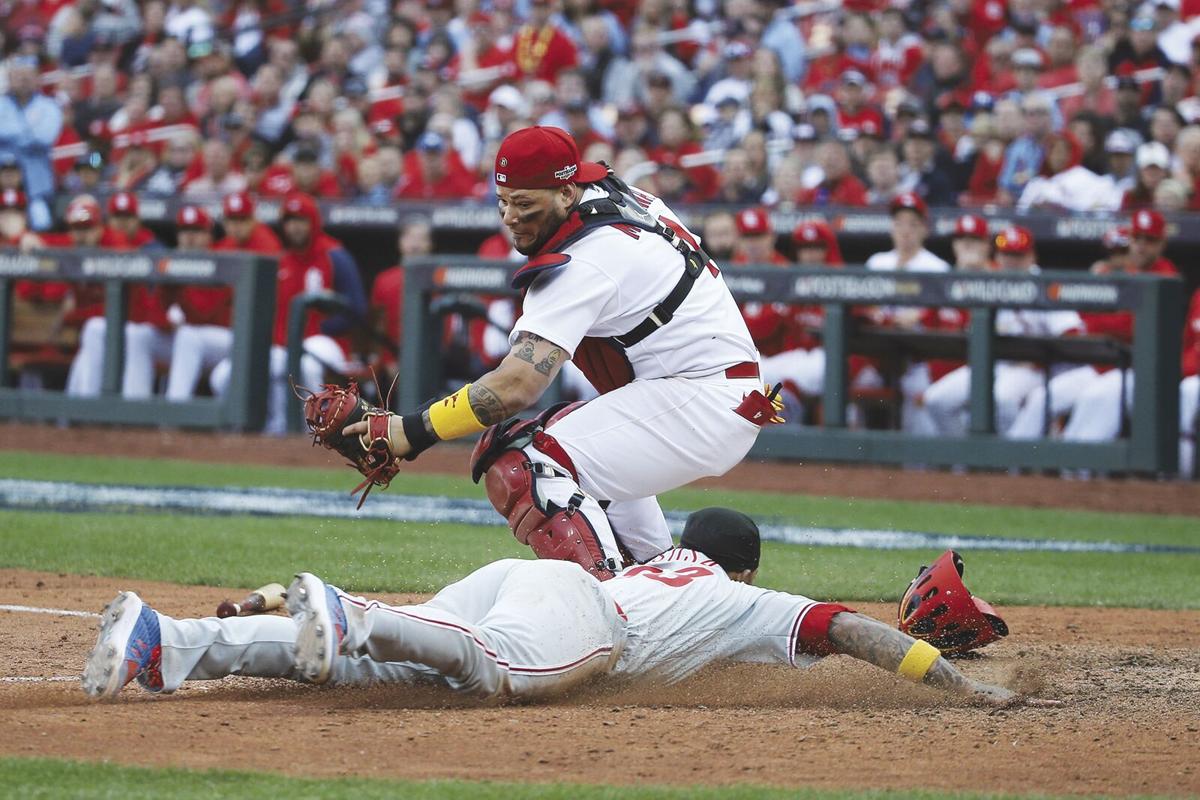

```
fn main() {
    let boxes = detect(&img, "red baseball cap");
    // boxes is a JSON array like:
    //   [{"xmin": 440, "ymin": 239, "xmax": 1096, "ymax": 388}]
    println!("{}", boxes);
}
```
[
  {"xmin": 495, "ymin": 126, "xmax": 609, "ymax": 190},
  {"xmin": 107, "ymin": 191, "xmax": 138, "ymax": 217},
  {"xmin": 176, "ymin": 204, "xmax": 212, "ymax": 230},
  {"xmin": 0, "ymin": 188, "xmax": 27, "ymax": 210},
  {"xmin": 735, "ymin": 207, "xmax": 772, "ymax": 236},
  {"xmin": 890, "ymin": 192, "xmax": 928, "ymax": 219},
  {"xmin": 65, "ymin": 196, "xmax": 102, "ymax": 226},
  {"xmin": 792, "ymin": 220, "xmax": 829, "ymax": 247},
  {"xmin": 953, "ymin": 213, "xmax": 989, "ymax": 239},
  {"xmin": 1130, "ymin": 208, "xmax": 1166, "ymax": 239},
  {"xmin": 994, "ymin": 225, "xmax": 1034, "ymax": 254},
  {"xmin": 1103, "ymin": 225, "xmax": 1131, "ymax": 251},
  {"xmin": 223, "ymin": 190, "xmax": 255, "ymax": 219}
]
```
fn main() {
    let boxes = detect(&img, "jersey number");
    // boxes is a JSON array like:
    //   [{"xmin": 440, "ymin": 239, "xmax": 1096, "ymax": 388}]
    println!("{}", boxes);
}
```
[{"xmin": 623, "ymin": 565, "xmax": 714, "ymax": 587}]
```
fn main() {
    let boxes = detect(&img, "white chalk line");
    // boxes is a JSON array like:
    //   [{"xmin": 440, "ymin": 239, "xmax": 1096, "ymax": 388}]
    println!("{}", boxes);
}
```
[
  {"xmin": 0, "ymin": 478, "xmax": 1195, "ymax": 555},
  {"xmin": 1, "ymin": 675, "xmax": 79, "ymax": 684},
  {"xmin": 0, "ymin": 604, "xmax": 101, "ymax": 618}
]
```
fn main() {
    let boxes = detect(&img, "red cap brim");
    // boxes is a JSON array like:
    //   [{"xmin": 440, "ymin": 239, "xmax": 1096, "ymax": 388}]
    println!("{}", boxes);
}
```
[{"xmin": 575, "ymin": 161, "xmax": 610, "ymax": 183}]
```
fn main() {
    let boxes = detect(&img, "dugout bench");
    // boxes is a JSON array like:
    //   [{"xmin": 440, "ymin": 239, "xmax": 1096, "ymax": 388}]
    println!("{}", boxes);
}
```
[
  {"xmin": 0, "ymin": 248, "xmax": 276, "ymax": 430},
  {"xmin": 398, "ymin": 258, "xmax": 1185, "ymax": 476}
]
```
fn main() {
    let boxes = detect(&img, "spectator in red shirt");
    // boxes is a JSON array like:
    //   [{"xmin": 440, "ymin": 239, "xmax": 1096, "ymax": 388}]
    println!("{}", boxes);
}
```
[
  {"xmin": 396, "ymin": 131, "xmax": 476, "ymax": 200},
  {"xmin": 511, "ymin": 0, "xmax": 578, "ymax": 83},
  {"xmin": 796, "ymin": 141, "xmax": 869, "ymax": 207},
  {"xmin": 291, "ymin": 145, "xmax": 343, "ymax": 198},
  {"xmin": 836, "ymin": 71, "xmax": 885, "ymax": 136}
]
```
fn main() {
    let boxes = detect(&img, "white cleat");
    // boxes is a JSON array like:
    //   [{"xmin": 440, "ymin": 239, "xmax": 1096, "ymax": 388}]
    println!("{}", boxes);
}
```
[
  {"xmin": 81, "ymin": 591, "xmax": 161, "ymax": 700},
  {"xmin": 287, "ymin": 573, "xmax": 345, "ymax": 686}
]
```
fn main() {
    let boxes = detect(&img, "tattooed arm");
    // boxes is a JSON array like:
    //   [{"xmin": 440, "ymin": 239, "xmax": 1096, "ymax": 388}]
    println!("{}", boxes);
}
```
[
  {"xmin": 826, "ymin": 612, "xmax": 1022, "ymax": 706},
  {"xmin": 459, "ymin": 331, "xmax": 567, "ymax": 425},
  {"xmin": 348, "ymin": 331, "xmax": 569, "ymax": 457}
]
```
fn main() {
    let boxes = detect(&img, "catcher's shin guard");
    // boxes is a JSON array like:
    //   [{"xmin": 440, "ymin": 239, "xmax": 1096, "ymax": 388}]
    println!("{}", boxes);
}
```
[{"xmin": 483, "ymin": 448, "xmax": 620, "ymax": 581}]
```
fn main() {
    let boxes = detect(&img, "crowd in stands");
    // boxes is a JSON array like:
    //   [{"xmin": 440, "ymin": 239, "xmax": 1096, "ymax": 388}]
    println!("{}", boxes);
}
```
[
  {"xmin": 1, "ymin": 0, "xmax": 1199, "ymax": 470},
  {"xmin": 8, "ymin": 0, "xmax": 1200, "ymax": 229}
]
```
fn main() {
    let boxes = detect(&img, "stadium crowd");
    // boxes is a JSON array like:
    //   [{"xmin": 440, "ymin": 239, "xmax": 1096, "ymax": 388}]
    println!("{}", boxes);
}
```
[{"xmin": 0, "ymin": 0, "xmax": 1198, "ymax": 471}]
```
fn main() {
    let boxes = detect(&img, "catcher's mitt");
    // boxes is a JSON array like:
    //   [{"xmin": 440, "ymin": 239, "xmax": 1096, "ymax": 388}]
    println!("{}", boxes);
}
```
[{"xmin": 298, "ymin": 380, "xmax": 399, "ymax": 508}]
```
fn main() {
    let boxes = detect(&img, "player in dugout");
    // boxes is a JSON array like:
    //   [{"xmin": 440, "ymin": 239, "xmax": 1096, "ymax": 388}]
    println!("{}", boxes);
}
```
[{"xmin": 81, "ymin": 507, "xmax": 1055, "ymax": 708}]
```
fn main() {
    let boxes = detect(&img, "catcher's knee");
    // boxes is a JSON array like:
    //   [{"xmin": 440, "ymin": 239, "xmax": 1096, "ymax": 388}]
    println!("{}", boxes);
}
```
[{"xmin": 482, "ymin": 449, "xmax": 617, "ymax": 581}]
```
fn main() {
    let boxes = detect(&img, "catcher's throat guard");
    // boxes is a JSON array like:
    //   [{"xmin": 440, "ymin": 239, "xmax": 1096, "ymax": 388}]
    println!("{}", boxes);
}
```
[{"xmin": 898, "ymin": 550, "xmax": 1008, "ymax": 655}]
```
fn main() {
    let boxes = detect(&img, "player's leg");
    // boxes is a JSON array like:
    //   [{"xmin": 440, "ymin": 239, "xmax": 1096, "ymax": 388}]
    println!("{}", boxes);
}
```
[
  {"xmin": 531, "ymin": 375, "xmax": 763, "ymax": 561},
  {"xmin": 899, "ymin": 362, "xmax": 937, "ymax": 436},
  {"xmin": 300, "ymin": 334, "xmax": 347, "ymax": 388},
  {"xmin": 121, "ymin": 323, "xmax": 174, "ymax": 398},
  {"xmin": 300, "ymin": 560, "xmax": 623, "ymax": 700},
  {"xmin": 166, "ymin": 325, "xmax": 234, "ymax": 401},
  {"xmin": 65, "ymin": 316, "xmax": 107, "ymax": 397},
  {"xmin": 921, "ymin": 365, "xmax": 970, "ymax": 436},
  {"xmin": 602, "ymin": 496, "xmax": 672, "ymax": 562},
  {"xmin": 1062, "ymin": 369, "xmax": 1127, "ymax": 442},
  {"xmin": 761, "ymin": 347, "xmax": 824, "ymax": 397},
  {"xmin": 82, "ymin": 592, "xmax": 437, "ymax": 698},
  {"xmin": 1005, "ymin": 366, "xmax": 1098, "ymax": 439},
  {"xmin": 1180, "ymin": 376, "xmax": 1199, "ymax": 477},
  {"xmin": 992, "ymin": 363, "xmax": 1043, "ymax": 434}
]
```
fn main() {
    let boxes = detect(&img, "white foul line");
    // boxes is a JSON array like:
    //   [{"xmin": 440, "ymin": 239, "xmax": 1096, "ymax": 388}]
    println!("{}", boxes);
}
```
[
  {"xmin": 0, "ymin": 604, "xmax": 100, "ymax": 618},
  {"xmin": 1, "ymin": 675, "xmax": 79, "ymax": 684}
]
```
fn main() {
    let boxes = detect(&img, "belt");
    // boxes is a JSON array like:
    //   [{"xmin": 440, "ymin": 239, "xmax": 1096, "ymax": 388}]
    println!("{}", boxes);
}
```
[{"xmin": 724, "ymin": 361, "xmax": 760, "ymax": 380}]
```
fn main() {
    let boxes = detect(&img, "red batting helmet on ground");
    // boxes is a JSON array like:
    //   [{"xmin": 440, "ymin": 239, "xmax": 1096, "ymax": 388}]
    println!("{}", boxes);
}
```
[{"xmin": 897, "ymin": 550, "xmax": 1008, "ymax": 654}]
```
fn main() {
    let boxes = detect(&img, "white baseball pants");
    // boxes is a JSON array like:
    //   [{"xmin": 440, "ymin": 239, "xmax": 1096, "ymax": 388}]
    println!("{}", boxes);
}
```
[
  {"xmin": 1062, "ymin": 369, "xmax": 1131, "ymax": 443},
  {"xmin": 923, "ymin": 363, "xmax": 1043, "ymax": 436},
  {"xmin": 1181, "ymin": 376, "xmax": 1198, "ymax": 477},
  {"xmin": 211, "ymin": 336, "xmax": 346, "ymax": 435},
  {"xmin": 166, "ymin": 325, "xmax": 234, "ymax": 401},
  {"xmin": 338, "ymin": 559, "xmax": 625, "ymax": 700},
  {"xmin": 531, "ymin": 373, "xmax": 763, "ymax": 562},
  {"xmin": 66, "ymin": 318, "xmax": 173, "ymax": 398},
  {"xmin": 154, "ymin": 611, "xmax": 437, "ymax": 691},
  {"xmin": 1005, "ymin": 366, "xmax": 1101, "ymax": 439}
]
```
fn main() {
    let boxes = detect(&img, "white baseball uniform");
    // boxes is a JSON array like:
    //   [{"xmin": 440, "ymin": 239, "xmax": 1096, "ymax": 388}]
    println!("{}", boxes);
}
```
[
  {"xmin": 143, "ymin": 551, "xmax": 842, "ymax": 699},
  {"xmin": 1181, "ymin": 375, "xmax": 1198, "ymax": 477},
  {"xmin": 66, "ymin": 318, "xmax": 174, "ymax": 398},
  {"xmin": 865, "ymin": 248, "xmax": 951, "ymax": 436},
  {"xmin": 923, "ymin": 296, "xmax": 1083, "ymax": 436},
  {"xmin": 508, "ymin": 185, "xmax": 763, "ymax": 563}
]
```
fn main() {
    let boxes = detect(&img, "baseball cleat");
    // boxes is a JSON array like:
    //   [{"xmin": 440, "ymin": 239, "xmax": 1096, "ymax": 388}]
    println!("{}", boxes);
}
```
[
  {"xmin": 287, "ymin": 573, "xmax": 346, "ymax": 685},
  {"xmin": 82, "ymin": 592, "xmax": 162, "ymax": 700}
]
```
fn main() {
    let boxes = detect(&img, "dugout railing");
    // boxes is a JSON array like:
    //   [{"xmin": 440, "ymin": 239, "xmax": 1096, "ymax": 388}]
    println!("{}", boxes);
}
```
[
  {"xmin": 399, "ymin": 258, "xmax": 1185, "ymax": 475},
  {"xmin": 0, "ymin": 248, "xmax": 276, "ymax": 429}
]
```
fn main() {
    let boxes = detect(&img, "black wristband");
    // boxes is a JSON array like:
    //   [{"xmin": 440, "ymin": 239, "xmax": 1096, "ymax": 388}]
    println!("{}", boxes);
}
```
[{"xmin": 401, "ymin": 412, "xmax": 438, "ymax": 461}]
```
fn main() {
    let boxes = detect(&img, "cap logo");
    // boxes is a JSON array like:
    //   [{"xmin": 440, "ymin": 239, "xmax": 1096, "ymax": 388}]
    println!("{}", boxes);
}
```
[
  {"xmin": 1138, "ymin": 211, "xmax": 1150, "ymax": 228},
  {"xmin": 499, "ymin": 157, "xmax": 508, "ymax": 167},
  {"xmin": 496, "ymin": 173, "xmax": 507, "ymax": 183},
  {"xmin": 553, "ymin": 163, "xmax": 578, "ymax": 181},
  {"xmin": 962, "ymin": 217, "xmax": 975, "ymax": 232}
]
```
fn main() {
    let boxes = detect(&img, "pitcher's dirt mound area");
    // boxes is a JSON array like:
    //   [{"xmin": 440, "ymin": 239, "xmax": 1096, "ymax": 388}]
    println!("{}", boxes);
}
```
[
  {"xmin": 2, "ymin": 569, "xmax": 1197, "ymax": 797},
  {"xmin": 4, "ymin": 422, "xmax": 1198, "ymax": 516}
]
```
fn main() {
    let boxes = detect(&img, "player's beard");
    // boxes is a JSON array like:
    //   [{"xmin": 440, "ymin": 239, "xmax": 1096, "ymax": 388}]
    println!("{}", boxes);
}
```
[{"xmin": 512, "ymin": 203, "xmax": 571, "ymax": 257}]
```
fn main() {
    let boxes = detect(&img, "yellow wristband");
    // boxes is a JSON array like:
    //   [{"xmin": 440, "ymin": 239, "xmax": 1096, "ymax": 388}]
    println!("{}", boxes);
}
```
[
  {"xmin": 427, "ymin": 384, "xmax": 487, "ymax": 441},
  {"xmin": 897, "ymin": 640, "xmax": 941, "ymax": 682}
]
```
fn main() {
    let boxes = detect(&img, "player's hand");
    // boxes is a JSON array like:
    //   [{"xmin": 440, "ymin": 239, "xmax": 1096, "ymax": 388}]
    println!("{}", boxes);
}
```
[{"xmin": 342, "ymin": 415, "xmax": 412, "ymax": 460}]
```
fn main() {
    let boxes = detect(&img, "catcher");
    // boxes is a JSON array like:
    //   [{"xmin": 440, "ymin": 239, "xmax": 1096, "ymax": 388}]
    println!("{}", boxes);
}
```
[{"xmin": 305, "ymin": 126, "xmax": 780, "ymax": 578}]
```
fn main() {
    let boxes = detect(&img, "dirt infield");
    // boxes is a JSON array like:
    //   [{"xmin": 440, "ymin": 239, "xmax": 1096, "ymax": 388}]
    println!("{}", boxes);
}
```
[
  {"xmin": 2, "ymin": 568, "xmax": 1198, "ymax": 796},
  {"xmin": 4, "ymin": 422, "xmax": 1199, "ymax": 516}
]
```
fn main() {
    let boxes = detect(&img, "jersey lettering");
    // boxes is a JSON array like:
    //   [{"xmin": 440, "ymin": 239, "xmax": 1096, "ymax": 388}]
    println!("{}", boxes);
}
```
[{"xmin": 621, "ymin": 564, "xmax": 714, "ymax": 587}]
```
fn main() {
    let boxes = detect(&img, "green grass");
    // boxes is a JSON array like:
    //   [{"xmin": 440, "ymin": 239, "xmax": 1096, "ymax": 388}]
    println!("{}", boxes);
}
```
[
  {"xmin": 2, "ymin": 451, "xmax": 1197, "ymax": 546},
  {"xmin": 1, "ymin": 508, "xmax": 1197, "ymax": 607},
  {"xmin": 0, "ymin": 758, "xmax": 1167, "ymax": 800}
]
